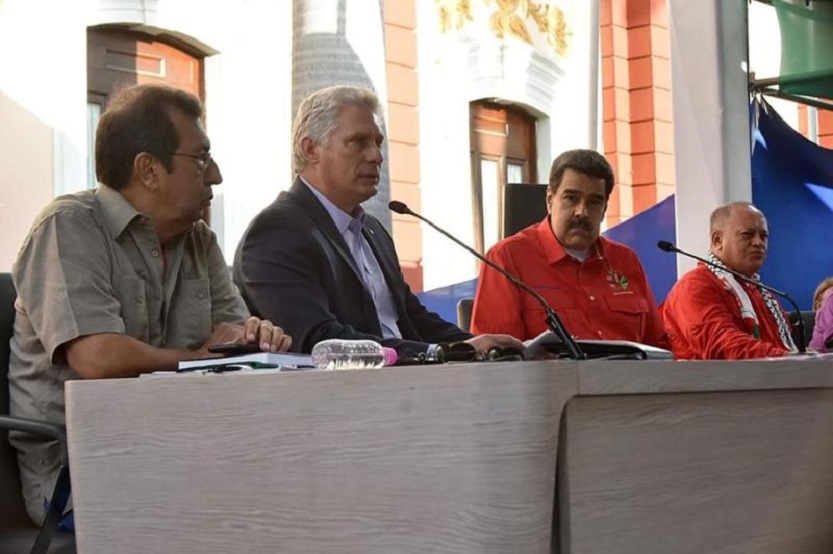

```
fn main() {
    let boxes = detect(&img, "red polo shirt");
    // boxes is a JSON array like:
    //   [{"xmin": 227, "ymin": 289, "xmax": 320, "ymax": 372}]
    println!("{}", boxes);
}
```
[
  {"xmin": 661, "ymin": 264, "xmax": 790, "ymax": 360},
  {"xmin": 470, "ymin": 218, "xmax": 667, "ymax": 347}
]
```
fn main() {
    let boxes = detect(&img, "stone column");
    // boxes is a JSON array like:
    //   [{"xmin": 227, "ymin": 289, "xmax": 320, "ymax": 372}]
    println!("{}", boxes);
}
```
[
  {"xmin": 669, "ymin": 0, "xmax": 751, "ymax": 274},
  {"xmin": 292, "ymin": 0, "xmax": 392, "ymax": 228}
]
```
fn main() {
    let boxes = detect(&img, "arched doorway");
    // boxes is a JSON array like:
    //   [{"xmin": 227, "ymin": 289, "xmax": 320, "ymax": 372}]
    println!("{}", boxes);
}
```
[{"xmin": 469, "ymin": 101, "xmax": 538, "ymax": 253}]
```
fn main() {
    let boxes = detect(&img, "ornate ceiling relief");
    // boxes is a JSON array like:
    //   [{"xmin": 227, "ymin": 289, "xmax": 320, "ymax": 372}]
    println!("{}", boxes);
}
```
[
  {"xmin": 436, "ymin": 0, "xmax": 473, "ymax": 31},
  {"xmin": 435, "ymin": 0, "xmax": 571, "ymax": 56}
]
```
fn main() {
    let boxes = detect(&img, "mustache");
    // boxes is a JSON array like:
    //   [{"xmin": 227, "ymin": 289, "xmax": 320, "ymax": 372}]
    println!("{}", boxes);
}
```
[{"xmin": 568, "ymin": 218, "xmax": 593, "ymax": 231}]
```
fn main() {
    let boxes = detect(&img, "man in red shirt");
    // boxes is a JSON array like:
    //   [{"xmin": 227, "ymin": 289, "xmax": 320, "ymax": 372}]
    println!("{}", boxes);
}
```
[
  {"xmin": 661, "ymin": 202, "xmax": 796, "ymax": 360},
  {"xmin": 470, "ymin": 149, "xmax": 667, "ymax": 348}
]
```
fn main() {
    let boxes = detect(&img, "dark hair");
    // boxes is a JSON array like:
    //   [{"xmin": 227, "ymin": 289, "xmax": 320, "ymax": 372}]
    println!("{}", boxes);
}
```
[
  {"xmin": 548, "ymin": 149, "xmax": 615, "ymax": 198},
  {"xmin": 95, "ymin": 84, "xmax": 204, "ymax": 190}
]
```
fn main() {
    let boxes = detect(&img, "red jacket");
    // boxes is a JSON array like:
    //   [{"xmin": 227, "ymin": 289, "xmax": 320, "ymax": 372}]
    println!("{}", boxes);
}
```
[{"xmin": 661, "ymin": 264, "xmax": 790, "ymax": 360}]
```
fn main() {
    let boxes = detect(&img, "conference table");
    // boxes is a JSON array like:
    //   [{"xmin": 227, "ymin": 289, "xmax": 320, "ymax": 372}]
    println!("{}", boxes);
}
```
[{"xmin": 64, "ymin": 357, "xmax": 833, "ymax": 553}]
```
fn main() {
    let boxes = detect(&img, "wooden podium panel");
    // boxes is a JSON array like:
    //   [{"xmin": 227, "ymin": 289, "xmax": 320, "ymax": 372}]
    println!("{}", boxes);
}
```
[
  {"xmin": 65, "ymin": 362, "xmax": 578, "ymax": 554},
  {"xmin": 561, "ymin": 359, "xmax": 833, "ymax": 554},
  {"xmin": 66, "ymin": 357, "xmax": 833, "ymax": 553}
]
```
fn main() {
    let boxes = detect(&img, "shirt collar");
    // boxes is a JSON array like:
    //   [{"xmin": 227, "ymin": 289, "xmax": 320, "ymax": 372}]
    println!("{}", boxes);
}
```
[
  {"xmin": 536, "ymin": 216, "xmax": 605, "ymax": 265},
  {"xmin": 96, "ymin": 185, "xmax": 144, "ymax": 239},
  {"xmin": 300, "ymin": 177, "xmax": 365, "ymax": 234}
]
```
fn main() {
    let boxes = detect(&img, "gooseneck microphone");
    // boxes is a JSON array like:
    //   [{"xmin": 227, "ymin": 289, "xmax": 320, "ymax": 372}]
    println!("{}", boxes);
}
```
[
  {"xmin": 389, "ymin": 200, "xmax": 585, "ymax": 359},
  {"xmin": 657, "ymin": 240, "xmax": 806, "ymax": 353}
]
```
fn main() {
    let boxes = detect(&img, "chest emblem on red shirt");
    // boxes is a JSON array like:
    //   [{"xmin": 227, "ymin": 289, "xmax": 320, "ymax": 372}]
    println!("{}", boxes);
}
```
[{"xmin": 607, "ymin": 269, "xmax": 629, "ymax": 290}]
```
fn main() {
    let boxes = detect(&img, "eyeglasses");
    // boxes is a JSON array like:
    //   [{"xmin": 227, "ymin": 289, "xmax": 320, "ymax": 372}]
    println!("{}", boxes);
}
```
[{"xmin": 172, "ymin": 151, "xmax": 213, "ymax": 171}]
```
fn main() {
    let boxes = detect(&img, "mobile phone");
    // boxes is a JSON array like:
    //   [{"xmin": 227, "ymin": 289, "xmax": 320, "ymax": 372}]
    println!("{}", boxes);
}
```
[{"xmin": 207, "ymin": 343, "xmax": 262, "ymax": 355}]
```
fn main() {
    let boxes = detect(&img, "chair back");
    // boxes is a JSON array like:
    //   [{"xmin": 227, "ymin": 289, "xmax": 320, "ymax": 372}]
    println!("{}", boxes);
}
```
[
  {"xmin": 503, "ymin": 184, "xmax": 548, "ymax": 237},
  {"xmin": 0, "ymin": 272, "xmax": 30, "ymax": 528},
  {"xmin": 801, "ymin": 310, "xmax": 816, "ymax": 344},
  {"xmin": 790, "ymin": 310, "xmax": 816, "ymax": 346},
  {"xmin": 457, "ymin": 298, "xmax": 474, "ymax": 333}
]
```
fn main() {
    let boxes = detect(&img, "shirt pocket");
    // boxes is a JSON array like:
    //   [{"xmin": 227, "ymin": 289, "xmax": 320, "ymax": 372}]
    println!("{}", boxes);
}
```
[
  {"xmin": 605, "ymin": 294, "xmax": 649, "ymax": 338},
  {"xmin": 536, "ymin": 290, "xmax": 579, "ymax": 311},
  {"xmin": 526, "ymin": 290, "xmax": 579, "ymax": 322},
  {"xmin": 167, "ymin": 278, "xmax": 213, "ymax": 350},
  {"xmin": 116, "ymin": 276, "xmax": 149, "ymax": 343}
]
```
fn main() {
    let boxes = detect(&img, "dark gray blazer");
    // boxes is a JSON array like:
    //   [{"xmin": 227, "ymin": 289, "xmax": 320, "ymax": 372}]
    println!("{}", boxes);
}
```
[{"xmin": 233, "ymin": 178, "xmax": 471, "ymax": 354}]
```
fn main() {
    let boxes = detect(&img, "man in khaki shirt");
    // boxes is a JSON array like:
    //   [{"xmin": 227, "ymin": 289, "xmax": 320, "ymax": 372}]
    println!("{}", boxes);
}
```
[{"xmin": 9, "ymin": 84, "xmax": 291, "ymax": 526}]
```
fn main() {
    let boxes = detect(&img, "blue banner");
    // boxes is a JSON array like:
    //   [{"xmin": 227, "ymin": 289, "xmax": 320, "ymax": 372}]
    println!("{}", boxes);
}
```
[{"xmin": 752, "ymin": 99, "xmax": 833, "ymax": 309}]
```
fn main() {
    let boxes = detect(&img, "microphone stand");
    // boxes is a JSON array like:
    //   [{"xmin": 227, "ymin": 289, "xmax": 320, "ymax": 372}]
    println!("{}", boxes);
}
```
[
  {"xmin": 657, "ymin": 240, "xmax": 806, "ymax": 354},
  {"xmin": 390, "ymin": 201, "xmax": 586, "ymax": 360}
]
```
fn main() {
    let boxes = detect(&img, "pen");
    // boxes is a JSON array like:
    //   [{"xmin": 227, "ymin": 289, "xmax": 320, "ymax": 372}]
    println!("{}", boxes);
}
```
[
  {"xmin": 176, "ymin": 364, "xmax": 241, "ymax": 374},
  {"xmin": 175, "ymin": 362, "xmax": 280, "ymax": 373}
]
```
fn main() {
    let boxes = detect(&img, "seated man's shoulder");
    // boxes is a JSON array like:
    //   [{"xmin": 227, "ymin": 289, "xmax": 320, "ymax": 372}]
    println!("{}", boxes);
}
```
[
  {"xmin": 29, "ymin": 190, "xmax": 100, "ymax": 232},
  {"xmin": 598, "ymin": 237, "xmax": 649, "ymax": 270},
  {"xmin": 41, "ymin": 190, "xmax": 97, "ymax": 217},
  {"xmin": 667, "ymin": 265, "xmax": 721, "ymax": 300},
  {"xmin": 488, "ymin": 225, "xmax": 538, "ymax": 257},
  {"xmin": 599, "ymin": 236, "xmax": 638, "ymax": 256},
  {"xmin": 240, "ymin": 195, "xmax": 316, "ymax": 257},
  {"xmin": 678, "ymin": 264, "xmax": 714, "ymax": 284},
  {"xmin": 251, "ymin": 192, "xmax": 307, "ymax": 227}
]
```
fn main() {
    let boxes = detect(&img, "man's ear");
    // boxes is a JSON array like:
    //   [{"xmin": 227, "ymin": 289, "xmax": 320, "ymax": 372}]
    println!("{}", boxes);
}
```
[
  {"xmin": 300, "ymin": 137, "xmax": 319, "ymax": 165},
  {"xmin": 545, "ymin": 189, "xmax": 554, "ymax": 215},
  {"xmin": 134, "ymin": 152, "xmax": 160, "ymax": 189},
  {"xmin": 710, "ymin": 229, "xmax": 723, "ymax": 253}
]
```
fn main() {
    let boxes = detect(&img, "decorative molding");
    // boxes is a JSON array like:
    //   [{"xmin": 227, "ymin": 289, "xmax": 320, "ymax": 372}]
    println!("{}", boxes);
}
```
[
  {"xmin": 462, "ymin": 37, "xmax": 564, "ymax": 114},
  {"xmin": 435, "ymin": 0, "xmax": 571, "ymax": 56}
]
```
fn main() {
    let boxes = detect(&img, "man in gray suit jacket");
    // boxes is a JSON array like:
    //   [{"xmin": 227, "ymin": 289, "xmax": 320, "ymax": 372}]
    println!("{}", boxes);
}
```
[{"xmin": 234, "ymin": 85, "xmax": 521, "ymax": 356}]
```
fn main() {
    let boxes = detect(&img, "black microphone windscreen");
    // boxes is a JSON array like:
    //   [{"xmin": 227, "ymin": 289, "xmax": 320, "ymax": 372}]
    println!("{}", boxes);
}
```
[
  {"xmin": 657, "ymin": 240, "xmax": 675, "ymax": 252},
  {"xmin": 388, "ymin": 201, "xmax": 409, "ymax": 215}
]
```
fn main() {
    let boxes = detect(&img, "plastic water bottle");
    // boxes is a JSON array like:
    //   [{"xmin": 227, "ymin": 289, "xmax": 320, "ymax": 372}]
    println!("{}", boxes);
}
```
[{"xmin": 311, "ymin": 339, "xmax": 398, "ymax": 370}]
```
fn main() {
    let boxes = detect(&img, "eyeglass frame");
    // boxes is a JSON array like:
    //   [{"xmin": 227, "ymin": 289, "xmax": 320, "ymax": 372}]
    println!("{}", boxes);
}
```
[{"xmin": 171, "ymin": 151, "xmax": 213, "ymax": 171}]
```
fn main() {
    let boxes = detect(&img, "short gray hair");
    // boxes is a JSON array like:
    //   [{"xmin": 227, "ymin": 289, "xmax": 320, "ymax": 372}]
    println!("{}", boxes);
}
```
[
  {"xmin": 292, "ymin": 85, "xmax": 382, "ymax": 172},
  {"xmin": 709, "ymin": 201, "xmax": 761, "ymax": 233}
]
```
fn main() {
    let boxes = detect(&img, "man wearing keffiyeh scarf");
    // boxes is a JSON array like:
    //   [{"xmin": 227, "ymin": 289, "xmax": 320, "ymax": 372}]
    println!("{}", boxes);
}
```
[{"xmin": 661, "ymin": 201, "xmax": 797, "ymax": 360}]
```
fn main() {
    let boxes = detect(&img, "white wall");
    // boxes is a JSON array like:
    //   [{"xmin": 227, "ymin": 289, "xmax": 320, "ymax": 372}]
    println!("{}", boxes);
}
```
[
  {"xmin": 0, "ymin": 0, "xmax": 87, "ymax": 271},
  {"xmin": 0, "ymin": 0, "xmax": 294, "ymax": 272},
  {"xmin": 415, "ymin": 1, "xmax": 594, "ymax": 290}
]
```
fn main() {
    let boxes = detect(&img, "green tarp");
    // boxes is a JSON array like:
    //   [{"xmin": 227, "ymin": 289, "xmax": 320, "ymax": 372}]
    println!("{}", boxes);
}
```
[{"xmin": 773, "ymin": 0, "xmax": 833, "ymax": 99}]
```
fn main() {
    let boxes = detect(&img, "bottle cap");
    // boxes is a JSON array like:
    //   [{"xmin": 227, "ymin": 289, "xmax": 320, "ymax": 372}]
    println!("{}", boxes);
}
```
[{"xmin": 382, "ymin": 346, "xmax": 398, "ymax": 366}]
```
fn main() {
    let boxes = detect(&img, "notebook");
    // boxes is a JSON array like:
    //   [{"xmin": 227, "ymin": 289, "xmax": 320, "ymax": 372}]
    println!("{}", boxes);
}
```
[{"xmin": 177, "ymin": 351, "xmax": 314, "ymax": 371}]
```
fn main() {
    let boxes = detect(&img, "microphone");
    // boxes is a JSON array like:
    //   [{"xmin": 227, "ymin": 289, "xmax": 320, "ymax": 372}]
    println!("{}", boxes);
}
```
[
  {"xmin": 389, "ymin": 200, "xmax": 586, "ymax": 359},
  {"xmin": 657, "ymin": 240, "xmax": 806, "ymax": 353}
]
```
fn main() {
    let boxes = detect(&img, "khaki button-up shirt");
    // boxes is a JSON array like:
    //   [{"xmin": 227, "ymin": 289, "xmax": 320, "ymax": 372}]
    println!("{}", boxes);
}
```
[{"xmin": 9, "ymin": 185, "xmax": 248, "ymax": 523}]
